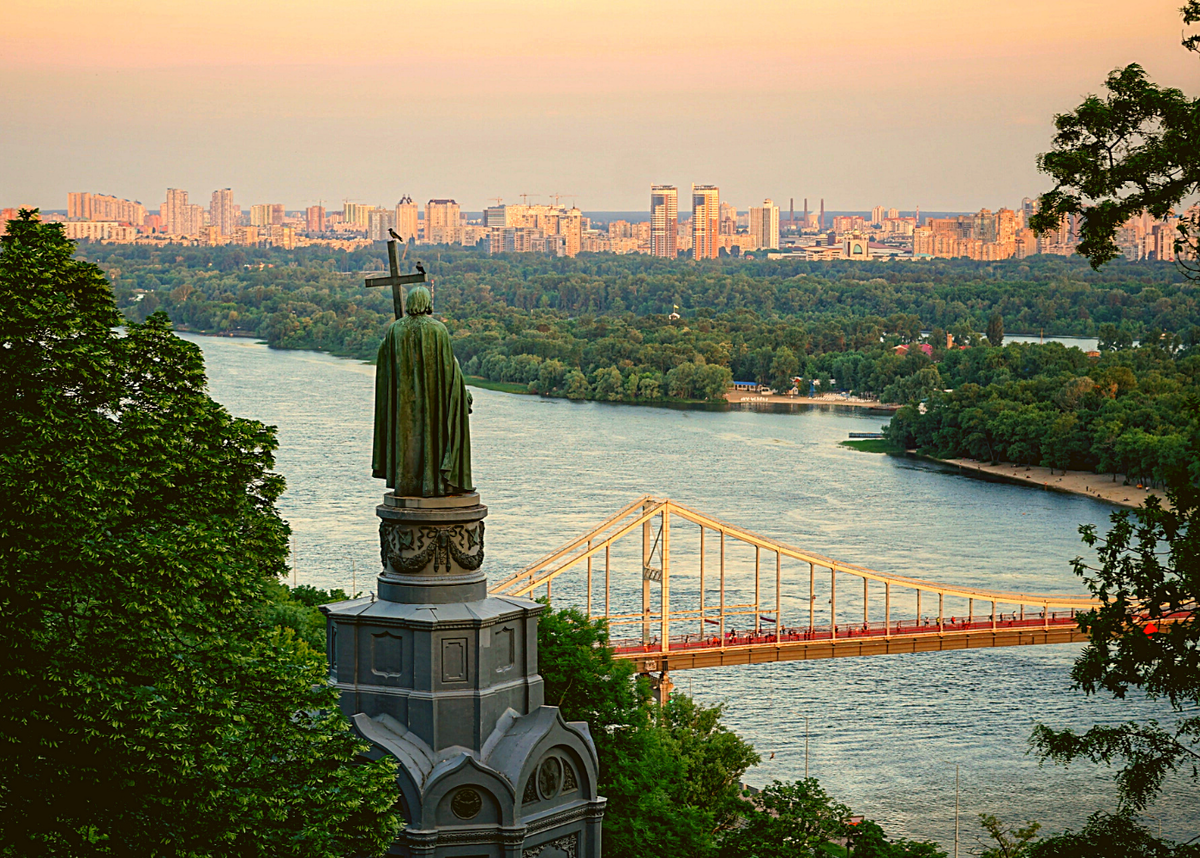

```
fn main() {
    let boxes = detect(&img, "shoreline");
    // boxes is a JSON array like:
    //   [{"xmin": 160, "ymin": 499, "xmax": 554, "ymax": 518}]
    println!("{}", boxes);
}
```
[
  {"xmin": 726, "ymin": 391, "xmax": 900, "ymax": 411},
  {"xmin": 928, "ymin": 456, "xmax": 1159, "ymax": 509}
]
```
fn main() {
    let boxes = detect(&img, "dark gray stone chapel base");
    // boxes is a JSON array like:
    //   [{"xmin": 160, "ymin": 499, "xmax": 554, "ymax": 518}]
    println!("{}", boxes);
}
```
[{"xmin": 322, "ymin": 494, "xmax": 604, "ymax": 857}]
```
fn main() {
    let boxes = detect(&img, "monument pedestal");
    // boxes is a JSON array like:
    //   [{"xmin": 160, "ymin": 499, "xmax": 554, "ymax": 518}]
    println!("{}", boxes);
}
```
[{"xmin": 322, "ymin": 494, "xmax": 605, "ymax": 857}]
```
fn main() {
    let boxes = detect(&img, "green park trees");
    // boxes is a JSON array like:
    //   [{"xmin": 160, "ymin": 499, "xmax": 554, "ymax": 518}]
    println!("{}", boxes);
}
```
[
  {"xmin": 1031, "ymin": 486, "xmax": 1200, "ymax": 813},
  {"xmin": 987, "ymin": 313, "xmax": 1004, "ymax": 347},
  {"xmin": 0, "ymin": 212, "xmax": 400, "ymax": 856},
  {"xmin": 885, "ymin": 338, "xmax": 1200, "ymax": 486},
  {"xmin": 1032, "ymin": 3, "xmax": 1200, "ymax": 273},
  {"xmin": 536, "ymin": 604, "xmax": 949, "ymax": 858},
  {"xmin": 536, "ymin": 604, "xmax": 758, "ymax": 858}
]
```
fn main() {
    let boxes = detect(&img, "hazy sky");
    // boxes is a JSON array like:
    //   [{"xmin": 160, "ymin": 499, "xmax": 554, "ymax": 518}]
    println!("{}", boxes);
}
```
[{"xmin": 2, "ymin": 0, "xmax": 1195, "ymax": 212}]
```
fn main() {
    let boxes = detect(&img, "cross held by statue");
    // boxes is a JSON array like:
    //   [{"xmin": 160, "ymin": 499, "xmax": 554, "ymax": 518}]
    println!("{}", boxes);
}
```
[{"xmin": 365, "ymin": 239, "xmax": 426, "ymax": 319}]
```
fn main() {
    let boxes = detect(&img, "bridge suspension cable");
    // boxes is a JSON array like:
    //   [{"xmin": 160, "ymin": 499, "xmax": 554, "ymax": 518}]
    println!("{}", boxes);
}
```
[{"xmin": 490, "ymin": 496, "xmax": 1108, "ymax": 673}]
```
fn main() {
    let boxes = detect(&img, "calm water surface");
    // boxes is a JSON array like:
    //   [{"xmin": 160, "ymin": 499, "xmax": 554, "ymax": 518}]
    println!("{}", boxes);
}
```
[{"xmin": 182, "ymin": 333, "xmax": 1199, "ymax": 844}]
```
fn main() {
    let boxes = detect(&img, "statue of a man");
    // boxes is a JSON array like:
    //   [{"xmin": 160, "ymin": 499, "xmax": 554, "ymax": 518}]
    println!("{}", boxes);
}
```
[{"xmin": 372, "ymin": 286, "xmax": 474, "ymax": 497}]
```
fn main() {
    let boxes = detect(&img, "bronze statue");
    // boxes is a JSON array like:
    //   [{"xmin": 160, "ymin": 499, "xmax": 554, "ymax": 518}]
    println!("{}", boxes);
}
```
[{"xmin": 371, "ymin": 285, "xmax": 473, "ymax": 497}]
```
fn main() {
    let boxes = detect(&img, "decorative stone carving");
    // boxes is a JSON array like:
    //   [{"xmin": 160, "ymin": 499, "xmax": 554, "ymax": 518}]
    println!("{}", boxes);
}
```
[
  {"xmin": 538, "ymin": 756, "xmax": 563, "ymax": 800},
  {"xmin": 380, "ymin": 520, "xmax": 484, "ymax": 575},
  {"xmin": 562, "ymin": 762, "xmax": 578, "ymax": 793},
  {"xmin": 450, "ymin": 788, "xmax": 482, "ymax": 820},
  {"xmin": 524, "ymin": 832, "xmax": 579, "ymax": 858},
  {"xmin": 522, "ymin": 775, "xmax": 539, "ymax": 804}
]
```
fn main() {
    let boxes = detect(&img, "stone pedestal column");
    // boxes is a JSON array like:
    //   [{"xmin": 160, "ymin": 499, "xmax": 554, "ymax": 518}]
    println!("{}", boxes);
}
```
[
  {"xmin": 323, "ymin": 491, "xmax": 606, "ymax": 857},
  {"xmin": 377, "ymin": 491, "xmax": 487, "ymax": 604}
]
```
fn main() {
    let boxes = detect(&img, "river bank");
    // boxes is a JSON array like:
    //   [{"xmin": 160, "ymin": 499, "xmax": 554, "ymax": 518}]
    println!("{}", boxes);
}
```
[
  {"xmin": 931, "ymin": 457, "xmax": 1158, "ymax": 509},
  {"xmin": 726, "ymin": 391, "xmax": 900, "ymax": 411}
]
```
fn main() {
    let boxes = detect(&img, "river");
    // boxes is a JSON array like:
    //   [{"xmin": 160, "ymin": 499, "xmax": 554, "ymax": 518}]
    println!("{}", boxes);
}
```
[{"xmin": 181, "ymin": 332, "xmax": 1198, "ymax": 845}]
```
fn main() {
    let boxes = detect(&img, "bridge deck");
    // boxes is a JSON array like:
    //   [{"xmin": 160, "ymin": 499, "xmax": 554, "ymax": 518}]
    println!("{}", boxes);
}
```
[{"xmin": 612, "ymin": 614, "xmax": 1088, "ymax": 672}]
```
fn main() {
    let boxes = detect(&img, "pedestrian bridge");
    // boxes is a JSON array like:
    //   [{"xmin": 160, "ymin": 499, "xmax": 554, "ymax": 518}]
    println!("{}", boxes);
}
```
[{"xmin": 490, "ymin": 496, "xmax": 1104, "ymax": 677}]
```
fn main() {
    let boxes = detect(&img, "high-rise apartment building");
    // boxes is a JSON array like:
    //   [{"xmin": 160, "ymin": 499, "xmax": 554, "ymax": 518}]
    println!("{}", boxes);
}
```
[
  {"xmin": 749, "ymin": 199, "xmax": 780, "ymax": 250},
  {"xmin": 250, "ymin": 205, "xmax": 274, "ymax": 227},
  {"xmin": 692, "ymin": 185, "xmax": 720, "ymax": 260},
  {"xmin": 650, "ymin": 185, "xmax": 678, "ymax": 258},
  {"xmin": 561, "ymin": 207, "xmax": 583, "ymax": 257},
  {"xmin": 344, "ymin": 202, "xmax": 374, "ymax": 230},
  {"xmin": 425, "ymin": 199, "xmax": 462, "ymax": 244},
  {"xmin": 871, "ymin": 205, "xmax": 885, "ymax": 226},
  {"xmin": 913, "ymin": 206, "xmax": 1026, "ymax": 260},
  {"xmin": 395, "ymin": 195, "xmax": 419, "ymax": 242},
  {"xmin": 483, "ymin": 206, "xmax": 508, "ymax": 229},
  {"xmin": 162, "ymin": 188, "xmax": 203, "ymax": 236},
  {"xmin": 368, "ymin": 208, "xmax": 396, "ymax": 242},
  {"xmin": 68, "ymin": 192, "xmax": 90, "ymax": 220},
  {"xmin": 163, "ymin": 188, "xmax": 188, "ymax": 234},
  {"xmin": 209, "ymin": 189, "xmax": 236, "ymax": 235},
  {"xmin": 719, "ymin": 201, "xmax": 737, "ymax": 236},
  {"xmin": 306, "ymin": 205, "xmax": 326, "ymax": 234},
  {"xmin": 247, "ymin": 204, "xmax": 284, "ymax": 227},
  {"xmin": 69, "ymin": 192, "xmax": 146, "ymax": 225}
]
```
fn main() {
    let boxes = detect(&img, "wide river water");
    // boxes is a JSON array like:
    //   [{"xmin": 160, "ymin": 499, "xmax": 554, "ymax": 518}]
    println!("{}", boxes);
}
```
[{"xmin": 182, "ymin": 332, "xmax": 1198, "ymax": 845}]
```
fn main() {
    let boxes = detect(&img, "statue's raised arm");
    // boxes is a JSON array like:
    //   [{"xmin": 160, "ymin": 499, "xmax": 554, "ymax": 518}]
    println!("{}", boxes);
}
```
[{"xmin": 371, "ymin": 285, "xmax": 473, "ymax": 497}]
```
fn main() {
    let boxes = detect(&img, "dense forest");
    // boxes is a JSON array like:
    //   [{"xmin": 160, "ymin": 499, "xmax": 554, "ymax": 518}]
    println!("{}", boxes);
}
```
[
  {"xmin": 884, "ymin": 339, "xmax": 1200, "ymax": 488},
  {"xmin": 87, "ymin": 242, "xmax": 1200, "ymax": 486},
  {"xmin": 91, "ymin": 243, "xmax": 1199, "ymax": 402}
]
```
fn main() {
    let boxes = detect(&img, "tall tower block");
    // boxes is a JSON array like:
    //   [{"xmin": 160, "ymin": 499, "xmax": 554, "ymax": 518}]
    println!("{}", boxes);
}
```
[
  {"xmin": 819, "ymin": 198, "xmax": 825, "ymax": 231},
  {"xmin": 650, "ymin": 185, "xmax": 678, "ymax": 258},
  {"xmin": 691, "ymin": 185, "xmax": 720, "ymax": 260},
  {"xmin": 789, "ymin": 198, "xmax": 794, "ymax": 228}
]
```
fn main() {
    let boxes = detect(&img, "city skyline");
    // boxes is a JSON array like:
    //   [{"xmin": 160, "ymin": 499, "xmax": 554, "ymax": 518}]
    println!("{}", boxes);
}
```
[
  {"xmin": 40, "ymin": 183, "xmax": 1188, "ymax": 264},
  {"xmin": 2, "ymin": 1, "xmax": 1196, "ymax": 211}
]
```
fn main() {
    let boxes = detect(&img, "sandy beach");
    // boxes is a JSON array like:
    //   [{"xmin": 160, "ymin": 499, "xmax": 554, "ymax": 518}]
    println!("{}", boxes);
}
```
[
  {"xmin": 938, "ymin": 457, "xmax": 1162, "ymax": 509},
  {"xmin": 726, "ymin": 391, "xmax": 899, "ymax": 410}
]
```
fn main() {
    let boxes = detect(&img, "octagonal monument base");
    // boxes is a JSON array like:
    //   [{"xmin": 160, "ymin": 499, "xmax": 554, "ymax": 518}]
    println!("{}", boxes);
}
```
[{"xmin": 321, "ymin": 493, "xmax": 605, "ymax": 857}]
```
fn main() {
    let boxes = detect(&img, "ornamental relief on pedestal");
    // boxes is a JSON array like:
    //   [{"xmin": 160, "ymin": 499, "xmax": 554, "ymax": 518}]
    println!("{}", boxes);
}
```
[
  {"xmin": 379, "ymin": 520, "xmax": 484, "ymax": 574},
  {"xmin": 523, "ymin": 832, "xmax": 578, "ymax": 858}
]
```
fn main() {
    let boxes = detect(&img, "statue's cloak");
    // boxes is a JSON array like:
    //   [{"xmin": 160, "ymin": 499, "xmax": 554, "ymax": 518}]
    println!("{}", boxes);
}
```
[{"xmin": 372, "ymin": 313, "xmax": 473, "ymax": 496}]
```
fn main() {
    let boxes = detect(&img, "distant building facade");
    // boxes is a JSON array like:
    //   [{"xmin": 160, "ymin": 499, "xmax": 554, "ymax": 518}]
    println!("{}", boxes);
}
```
[
  {"xmin": 306, "ymin": 205, "xmax": 326, "ymax": 234},
  {"xmin": 749, "ymin": 199, "xmax": 780, "ymax": 249},
  {"xmin": 425, "ymin": 199, "xmax": 462, "ymax": 245},
  {"xmin": 395, "ymin": 195, "xmax": 419, "ymax": 242},
  {"xmin": 650, "ymin": 185, "xmax": 678, "ymax": 258},
  {"xmin": 209, "ymin": 188, "xmax": 237, "ymax": 236},
  {"xmin": 691, "ymin": 184, "xmax": 720, "ymax": 260},
  {"xmin": 68, "ymin": 192, "xmax": 146, "ymax": 226},
  {"xmin": 161, "ymin": 188, "xmax": 204, "ymax": 236}
]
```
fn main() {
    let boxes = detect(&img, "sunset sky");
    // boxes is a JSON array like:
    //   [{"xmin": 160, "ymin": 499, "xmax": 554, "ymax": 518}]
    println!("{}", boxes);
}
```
[{"xmin": 2, "ymin": 0, "xmax": 1194, "ymax": 212}]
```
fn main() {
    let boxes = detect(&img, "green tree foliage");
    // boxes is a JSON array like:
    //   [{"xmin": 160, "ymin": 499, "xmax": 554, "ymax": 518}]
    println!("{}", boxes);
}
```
[
  {"xmin": 0, "ymin": 212, "xmax": 401, "ymax": 856},
  {"xmin": 536, "ymin": 604, "xmax": 758, "ymax": 858},
  {"xmin": 1031, "ymin": 4, "xmax": 1200, "ymax": 272},
  {"xmin": 885, "ymin": 339, "xmax": 1200, "ymax": 487},
  {"xmin": 987, "ymin": 312, "xmax": 1004, "ymax": 347},
  {"xmin": 85, "ymin": 243, "xmax": 1200, "ymax": 409},
  {"xmin": 976, "ymin": 814, "xmax": 1041, "ymax": 858},
  {"xmin": 536, "ymin": 606, "xmax": 946, "ymax": 858},
  {"xmin": 718, "ymin": 779, "xmax": 850, "ymax": 858},
  {"xmin": 265, "ymin": 582, "xmax": 353, "ymax": 652},
  {"xmin": 1028, "ymin": 811, "xmax": 1200, "ymax": 858},
  {"xmin": 1031, "ymin": 485, "xmax": 1200, "ymax": 812},
  {"xmin": 716, "ymin": 779, "xmax": 946, "ymax": 858}
]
